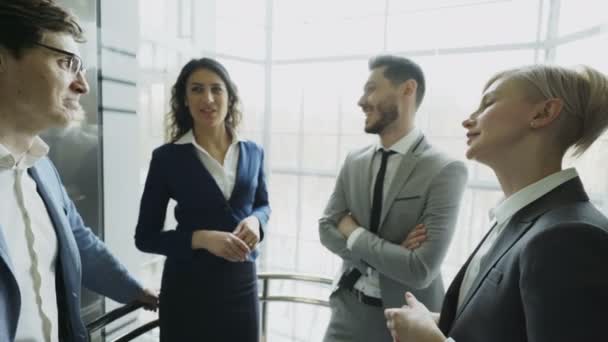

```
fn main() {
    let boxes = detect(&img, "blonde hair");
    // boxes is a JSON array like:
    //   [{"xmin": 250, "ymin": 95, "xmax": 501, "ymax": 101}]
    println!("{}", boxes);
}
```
[{"xmin": 485, "ymin": 65, "xmax": 608, "ymax": 156}]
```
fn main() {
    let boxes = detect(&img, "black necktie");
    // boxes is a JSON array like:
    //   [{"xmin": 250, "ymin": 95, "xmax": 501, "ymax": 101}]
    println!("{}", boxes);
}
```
[
  {"xmin": 338, "ymin": 149, "xmax": 396, "ymax": 290},
  {"xmin": 370, "ymin": 149, "xmax": 396, "ymax": 234}
]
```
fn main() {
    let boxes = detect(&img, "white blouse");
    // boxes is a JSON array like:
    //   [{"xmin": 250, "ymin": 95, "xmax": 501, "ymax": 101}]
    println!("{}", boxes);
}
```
[{"xmin": 175, "ymin": 130, "xmax": 241, "ymax": 200}]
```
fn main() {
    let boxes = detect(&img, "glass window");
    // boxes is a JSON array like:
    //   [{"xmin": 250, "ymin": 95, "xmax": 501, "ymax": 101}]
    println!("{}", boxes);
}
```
[
  {"xmin": 417, "ymin": 50, "xmax": 537, "ymax": 134},
  {"xmin": 554, "ymin": 33, "xmax": 608, "ymax": 73},
  {"xmin": 300, "ymin": 134, "xmax": 339, "ymax": 171},
  {"xmin": 138, "ymin": 42, "xmax": 154, "ymax": 69},
  {"xmin": 271, "ymin": 65, "xmax": 304, "ymax": 134},
  {"xmin": 215, "ymin": 0, "xmax": 266, "ymax": 59},
  {"xmin": 272, "ymin": 0, "xmax": 385, "ymax": 59},
  {"xmin": 139, "ymin": 0, "xmax": 167, "ymax": 38},
  {"xmin": 272, "ymin": 61, "xmax": 369, "ymax": 134},
  {"xmin": 164, "ymin": 0, "xmax": 178, "ymax": 38},
  {"xmin": 270, "ymin": 134, "xmax": 299, "ymax": 169},
  {"xmin": 178, "ymin": 0, "xmax": 193, "ymax": 38},
  {"xmin": 221, "ymin": 60, "xmax": 266, "ymax": 134},
  {"xmin": 216, "ymin": 21, "xmax": 266, "ymax": 59},
  {"xmin": 153, "ymin": 44, "xmax": 167, "ymax": 71},
  {"xmin": 558, "ymin": 0, "xmax": 607, "ymax": 36},
  {"xmin": 265, "ymin": 302, "xmax": 330, "ymax": 342},
  {"xmin": 266, "ymin": 174, "xmax": 299, "ymax": 238},
  {"xmin": 217, "ymin": 0, "xmax": 266, "ymax": 27},
  {"xmin": 387, "ymin": 0, "xmax": 541, "ymax": 50}
]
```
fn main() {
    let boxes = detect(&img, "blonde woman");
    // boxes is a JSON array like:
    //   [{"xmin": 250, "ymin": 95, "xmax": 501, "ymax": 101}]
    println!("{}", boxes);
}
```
[{"xmin": 385, "ymin": 64, "xmax": 608, "ymax": 342}]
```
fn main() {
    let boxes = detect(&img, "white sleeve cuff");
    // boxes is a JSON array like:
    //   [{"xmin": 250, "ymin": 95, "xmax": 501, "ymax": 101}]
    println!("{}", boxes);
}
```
[{"xmin": 346, "ymin": 227, "xmax": 365, "ymax": 250}]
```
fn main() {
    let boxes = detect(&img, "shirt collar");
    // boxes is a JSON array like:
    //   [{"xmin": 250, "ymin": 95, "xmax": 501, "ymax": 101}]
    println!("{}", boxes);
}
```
[
  {"xmin": 491, "ymin": 168, "xmax": 579, "ymax": 225},
  {"xmin": 376, "ymin": 128, "xmax": 421, "ymax": 155},
  {"xmin": 0, "ymin": 136, "xmax": 49, "ymax": 170}
]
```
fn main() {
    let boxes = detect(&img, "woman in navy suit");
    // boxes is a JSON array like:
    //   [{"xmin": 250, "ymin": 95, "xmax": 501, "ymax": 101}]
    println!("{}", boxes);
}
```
[{"xmin": 135, "ymin": 58, "xmax": 270, "ymax": 341}]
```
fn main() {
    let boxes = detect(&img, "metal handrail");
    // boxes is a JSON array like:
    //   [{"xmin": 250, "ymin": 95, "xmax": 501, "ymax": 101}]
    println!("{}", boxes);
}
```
[
  {"xmin": 112, "ymin": 320, "xmax": 160, "ymax": 342},
  {"xmin": 257, "ymin": 272, "xmax": 333, "ymax": 285},
  {"xmin": 86, "ymin": 271, "xmax": 333, "ymax": 341},
  {"xmin": 86, "ymin": 301, "xmax": 144, "ymax": 336},
  {"xmin": 257, "ymin": 272, "xmax": 333, "ymax": 340},
  {"xmin": 257, "ymin": 272, "xmax": 333, "ymax": 306}
]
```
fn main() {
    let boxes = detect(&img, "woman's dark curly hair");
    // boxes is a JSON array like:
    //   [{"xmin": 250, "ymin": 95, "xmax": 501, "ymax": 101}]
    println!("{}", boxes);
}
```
[{"xmin": 167, "ymin": 58, "xmax": 242, "ymax": 142}]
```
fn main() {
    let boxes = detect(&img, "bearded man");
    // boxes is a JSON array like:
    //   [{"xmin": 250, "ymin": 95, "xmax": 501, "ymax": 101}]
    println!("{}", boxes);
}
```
[{"xmin": 319, "ymin": 55, "xmax": 468, "ymax": 342}]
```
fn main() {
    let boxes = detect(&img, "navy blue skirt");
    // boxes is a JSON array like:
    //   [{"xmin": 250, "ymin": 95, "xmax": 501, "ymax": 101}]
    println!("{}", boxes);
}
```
[{"xmin": 159, "ymin": 258, "xmax": 259, "ymax": 341}]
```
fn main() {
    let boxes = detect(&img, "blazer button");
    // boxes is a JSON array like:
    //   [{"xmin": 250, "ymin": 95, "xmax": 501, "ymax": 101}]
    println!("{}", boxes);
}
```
[{"xmin": 224, "ymin": 205, "xmax": 231, "ymax": 212}]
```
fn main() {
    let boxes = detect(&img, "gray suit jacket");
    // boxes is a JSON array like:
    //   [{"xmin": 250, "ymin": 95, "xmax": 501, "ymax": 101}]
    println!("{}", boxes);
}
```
[{"xmin": 319, "ymin": 135, "xmax": 468, "ymax": 310}]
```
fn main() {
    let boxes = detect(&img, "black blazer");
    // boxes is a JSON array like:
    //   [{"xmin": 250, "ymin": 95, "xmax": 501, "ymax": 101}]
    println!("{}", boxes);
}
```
[
  {"xmin": 134, "ymin": 141, "xmax": 270, "ymax": 262},
  {"xmin": 439, "ymin": 177, "xmax": 608, "ymax": 342}
]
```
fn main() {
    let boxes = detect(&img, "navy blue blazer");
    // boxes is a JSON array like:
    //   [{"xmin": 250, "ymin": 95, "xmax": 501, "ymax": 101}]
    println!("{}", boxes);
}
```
[
  {"xmin": 134, "ymin": 140, "xmax": 270, "ymax": 262},
  {"xmin": 0, "ymin": 157, "xmax": 142, "ymax": 342}
]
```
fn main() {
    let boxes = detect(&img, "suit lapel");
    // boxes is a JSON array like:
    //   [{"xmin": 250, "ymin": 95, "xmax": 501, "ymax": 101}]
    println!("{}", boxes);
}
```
[
  {"xmin": 29, "ymin": 164, "xmax": 80, "ymax": 275},
  {"xmin": 229, "ymin": 142, "xmax": 246, "ymax": 207},
  {"xmin": 439, "ymin": 221, "xmax": 497, "ymax": 333},
  {"xmin": 29, "ymin": 161, "xmax": 79, "ymax": 340},
  {"xmin": 182, "ymin": 144, "xmax": 227, "ymax": 201},
  {"xmin": 453, "ymin": 177, "xmax": 589, "ymax": 321},
  {"xmin": 378, "ymin": 135, "xmax": 426, "ymax": 232},
  {"xmin": 355, "ymin": 146, "xmax": 375, "ymax": 228},
  {"xmin": 184, "ymin": 142, "xmax": 245, "ymax": 206},
  {"xmin": 438, "ymin": 260, "xmax": 467, "ymax": 334},
  {"xmin": 455, "ymin": 220, "xmax": 533, "ymax": 320}
]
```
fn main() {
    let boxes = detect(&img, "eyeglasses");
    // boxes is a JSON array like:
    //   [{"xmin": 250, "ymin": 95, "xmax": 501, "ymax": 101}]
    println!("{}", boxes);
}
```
[{"xmin": 34, "ymin": 42, "xmax": 85, "ymax": 74}]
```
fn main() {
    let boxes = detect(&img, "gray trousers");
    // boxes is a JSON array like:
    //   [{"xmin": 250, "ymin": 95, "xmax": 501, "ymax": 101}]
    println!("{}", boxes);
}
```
[{"xmin": 323, "ymin": 288, "xmax": 393, "ymax": 342}]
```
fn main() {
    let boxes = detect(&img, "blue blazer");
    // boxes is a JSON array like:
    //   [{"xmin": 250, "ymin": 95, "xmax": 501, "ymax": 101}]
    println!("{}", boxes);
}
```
[
  {"xmin": 135, "ymin": 140, "xmax": 270, "ymax": 262},
  {"xmin": 0, "ymin": 157, "xmax": 142, "ymax": 342}
]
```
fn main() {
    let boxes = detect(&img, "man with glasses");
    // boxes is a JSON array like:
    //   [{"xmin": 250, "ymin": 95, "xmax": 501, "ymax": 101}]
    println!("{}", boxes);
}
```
[{"xmin": 0, "ymin": 1, "xmax": 157, "ymax": 342}]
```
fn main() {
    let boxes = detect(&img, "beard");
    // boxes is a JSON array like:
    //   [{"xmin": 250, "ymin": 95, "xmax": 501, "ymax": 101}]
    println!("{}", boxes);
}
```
[{"xmin": 364, "ymin": 96, "xmax": 399, "ymax": 134}]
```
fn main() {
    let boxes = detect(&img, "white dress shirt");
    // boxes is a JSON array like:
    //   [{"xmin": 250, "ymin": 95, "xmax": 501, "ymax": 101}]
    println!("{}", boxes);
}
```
[
  {"xmin": 346, "ymin": 128, "xmax": 422, "ymax": 298},
  {"xmin": 175, "ymin": 130, "xmax": 241, "ymax": 200},
  {"xmin": 0, "ymin": 137, "xmax": 59, "ymax": 342},
  {"xmin": 445, "ymin": 168, "xmax": 579, "ymax": 342}
]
